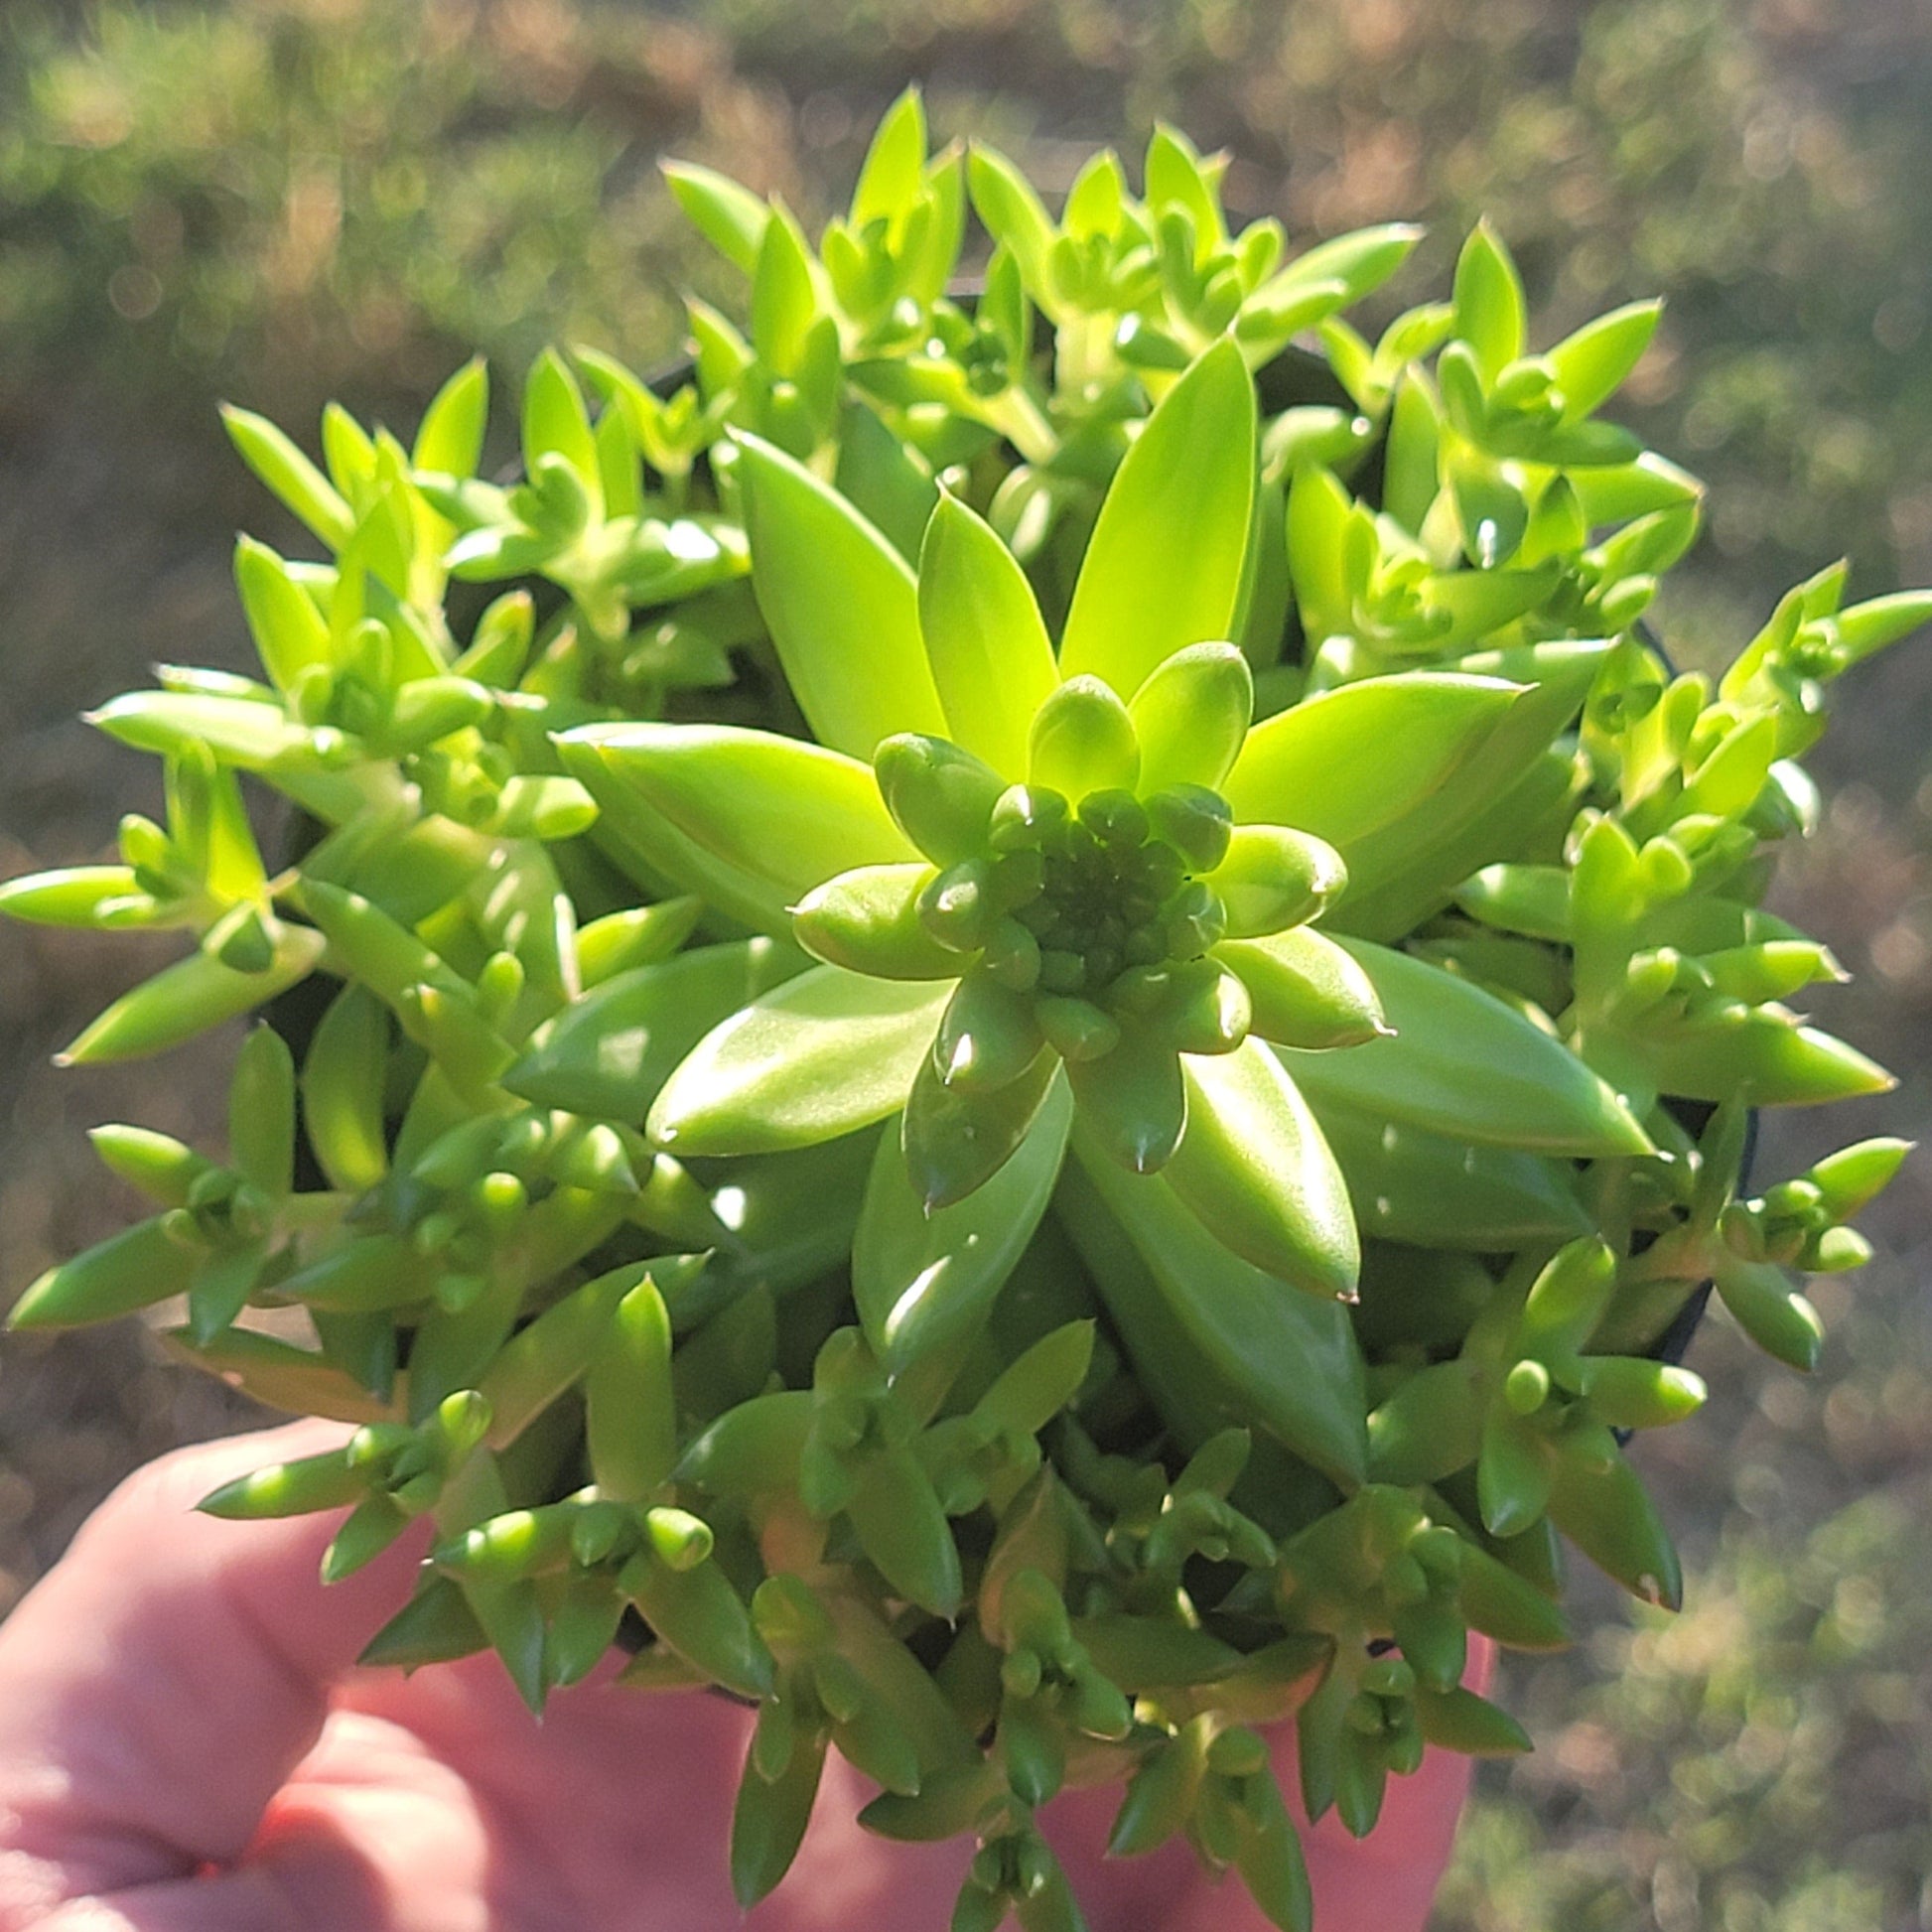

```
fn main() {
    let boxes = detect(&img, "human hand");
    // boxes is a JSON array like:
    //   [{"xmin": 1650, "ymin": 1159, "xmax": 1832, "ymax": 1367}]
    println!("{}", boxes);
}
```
[{"xmin": 0, "ymin": 1423, "xmax": 1485, "ymax": 1930}]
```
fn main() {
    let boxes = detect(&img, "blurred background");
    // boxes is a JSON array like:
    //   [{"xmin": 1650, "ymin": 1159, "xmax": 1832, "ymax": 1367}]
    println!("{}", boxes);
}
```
[{"xmin": 1, "ymin": 1, "xmax": 1929, "ymax": 1923}]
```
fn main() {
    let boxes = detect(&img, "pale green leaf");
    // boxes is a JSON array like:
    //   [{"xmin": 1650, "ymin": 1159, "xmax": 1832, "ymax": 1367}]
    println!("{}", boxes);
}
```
[
  {"xmin": 557, "ymin": 722, "xmax": 914, "ymax": 938},
  {"xmin": 1058, "ymin": 339, "xmax": 1257, "ymax": 697},
  {"xmin": 736, "ymin": 433, "xmax": 947, "ymax": 757},
  {"xmin": 648, "ymin": 968, "xmax": 949, "ymax": 1156},
  {"xmin": 1165, "ymin": 1040, "xmax": 1357, "ymax": 1298},
  {"xmin": 854, "ymin": 1072, "xmax": 1072, "ymax": 1370},
  {"xmin": 1278, "ymin": 937, "xmax": 1652, "ymax": 1156},
  {"xmin": 1222, "ymin": 674, "xmax": 1521, "ymax": 854},
  {"xmin": 662, "ymin": 160, "xmax": 771, "ymax": 274},
  {"xmin": 917, "ymin": 493, "xmax": 1059, "ymax": 777},
  {"xmin": 1060, "ymin": 1138, "xmax": 1368, "ymax": 1485}
]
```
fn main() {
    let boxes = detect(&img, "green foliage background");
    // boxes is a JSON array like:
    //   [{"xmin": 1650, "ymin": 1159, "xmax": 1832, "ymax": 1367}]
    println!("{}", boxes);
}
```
[{"xmin": 1, "ymin": 1, "xmax": 1928, "ymax": 1923}]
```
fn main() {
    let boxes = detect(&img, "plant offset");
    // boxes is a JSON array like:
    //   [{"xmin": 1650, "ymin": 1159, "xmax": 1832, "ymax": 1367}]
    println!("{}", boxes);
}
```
[{"xmin": 3, "ymin": 93, "xmax": 1923, "ymax": 1929}]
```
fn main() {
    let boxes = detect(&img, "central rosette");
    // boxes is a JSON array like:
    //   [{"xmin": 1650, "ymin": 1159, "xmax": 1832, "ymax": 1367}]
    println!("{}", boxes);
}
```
[
  {"xmin": 1000, "ymin": 785, "xmax": 1214, "ymax": 990},
  {"xmin": 923, "ymin": 776, "xmax": 1250, "ymax": 1066},
  {"xmin": 789, "ymin": 658, "xmax": 1353, "ymax": 1207}
]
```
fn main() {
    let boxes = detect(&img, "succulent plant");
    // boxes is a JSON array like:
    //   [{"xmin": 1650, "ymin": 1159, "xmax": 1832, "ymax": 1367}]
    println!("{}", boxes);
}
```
[{"xmin": 4, "ymin": 91, "xmax": 1922, "ymax": 1931}]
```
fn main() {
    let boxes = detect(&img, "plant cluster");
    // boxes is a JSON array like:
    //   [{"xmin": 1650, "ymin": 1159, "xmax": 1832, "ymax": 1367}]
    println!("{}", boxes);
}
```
[
  {"xmin": 13, "ymin": 0, "xmax": 1928, "ymax": 591},
  {"xmin": 4, "ymin": 95, "xmax": 1922, "ymax": 1930}
]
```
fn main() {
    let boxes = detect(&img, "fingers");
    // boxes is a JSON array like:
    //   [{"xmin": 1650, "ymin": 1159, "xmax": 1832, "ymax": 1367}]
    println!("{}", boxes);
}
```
[
  {"xmin": 30, "ymin": 1848, "xmax": 379, "ymax": 1932},
  {"xmin": 332, "ymin": 1655, "xmax": 970, "ymax": 1932},
  {"xmin": 0, "ymin": 1421, "xmax": 426, "ymax": 1924}
]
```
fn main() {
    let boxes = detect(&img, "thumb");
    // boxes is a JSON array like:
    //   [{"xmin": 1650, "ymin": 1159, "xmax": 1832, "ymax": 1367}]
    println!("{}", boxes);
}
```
[{"xmin": 0, "ymin": 1421, "xmax": 425, "ymax": 1922}]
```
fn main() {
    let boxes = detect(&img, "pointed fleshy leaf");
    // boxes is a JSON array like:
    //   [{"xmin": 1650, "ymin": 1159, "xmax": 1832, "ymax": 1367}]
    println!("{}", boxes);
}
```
[
  {"xmin": 1165, "ymin": 1041, "xmax": 1357, "ymax": 1298},
  {"xmin": 1548, "ymin": 301, "xmax": 1661, "ymax": 421},
  {"xmin": 234, "ymin": 537, "xmax": 333, "ymax": 691},
  {"xmin": 60, "ymin": 925, "xmax": 326, "ymax": 1065},
  {"xmin": 934, "ymin": 972, "xmax": 1045, "ymax": 1093},
  {"xmin": 413, "ymin": 355, "xmax": 489, "ymax": 479},
  {"xmin": 0, "ymin": 866, "xmax": 148, "ymax": 928},
  {"xmin": 1639, "ymin": 1012, "xmax": 1893, "ymax": 1109},
  {"xmin": 1061, "ymin": 149, "xmax": 1126, "ymax": 238},
  {"xmin": 473, "ymin": 1261, "xmax": 645, "ymax": 1449},
  {"xmin": 358, "ymin": 1584, "xmax": 490, "ymax": 1677},
  {"xmin": 229, "ymin": 1024, "xmax": 296, "ymax": 1197},
  {"xmin": 160, "ymin": 1326, "xmax": 404, "ymax": 1424},
  {"xmin": 1452, "ymin": 221, "xmax": 1527, "ymax": 383},
  {"xmin": 1574, "ymin": 1357, "xmax": 1707, "ymax": 1431},
  {"xmin": 732, "ymin": 1726, "xmax": 828, "ymax": 1909},
  {"xmin": 874, "ymin": 735, "xmax": 1007, "ymax": 866},
  {"xmin": 793, "ymin": 865, "xmax": 957, "ymax": 978},
  {"xmin": 1108, "ymin": 1723, "xmax": 1211, "ymax": 1857},
  {"xmin": 1412, "ymin": 1687, "xmax": 1533, "ymax": 1757},
  {"xmin": 324, "ymin": 1495, "xmax": 415, "ymax": 1587},
  {"xmin": 557, "ymin": 722, "xmax": 915, "ymax": 937},
  {"xmin": 917, "ymin": 494, "xmax": 1059, "ymax": 777},
  {"xmin": 1450, "ymin": 1538, "xmax": 1572, "ymax": 1652},
  {"xmin": 1478, "ymin": 1409, "xmax": 1556, "ymax": 1539},
  {"xmin": 9, "ymin": 1218, "xmax": 201, "ymax": 1331},
  {"xmin": 735, "ymin": 431, "xmax": 946, "ymax": 757},
  {"xmin": 1129, "ymin": 642, "xmax": 1253, "ymax": 794},
  {"xmin": 855, "ymin": 1072, "xmax": 1072, "ymax": 1370},
  {"xmin": 522, "ymin": 348, "xmax": 600, "ymax": 508},
  {"xmin": 966, "ymin": 145, "xmax": 1058, "ymax": 307},
  {"xmin": 221, "ymin": 405, "xmax": 353, "ymax": 551},
  {"xmin": 1366, "ymin": 1360, "xmax": 1484, "ymax": 1485},
  {"xmin": 576, "ymin": 898, "xmax": 704, "ymax": 988},
  {"xmin": 587, "ymin": 1274, "xmax": 680, "ymax": 1501},
  {"xmin": 751, "ymin": 201, "xmax": 820, "ymax": 375},
  {"xmin": 87, "ymin": 1126, "xmax": 212, "ymax": 1206},
  {"xmin": 1808, "ymin": 1138, "xmax": 1913, "ymax": 1220},
  {"xmin": 1209, "ymin": 825, "xmax": 1346, "ymax": 938},
  {"xmin": 1060, "ymin": 1139, "xmax": 1367, "ymax": 1484},
  {"xmin": 559, "ymin": 740, "xmax": 796, "ymax": 937},
  {"xmin": 1223, "ymin": 1763, "xmax": 1315, "ymax": 1932},
  {"xmin": 1570, "ymin": 454, "xmax": 1703, "ymax": 525},
  {"xmin": 1713, "ymin": 1257, "xmax": 1824, "ymax": 1372},
  {"xmin": 505, "ymin": 938, "xmax": 805, "ymax": 1121},
  {"xmin": 1546, "ymin": 1437, "xmax": 1682, "ymax": 1609},
  {"xmin": 1059, "ymin": 339, "xmax": 1258, "ymax": 698},
  {"xmin": 902, "ymin": 1043, "xmax": 1059, "ymax": 1211},
  {"xmin": 846, "ymin": 1447, "xmax": 964, "ymax": 1616},
  {"xmin": 1516, "ymin": 1238, "xmax": 1618, "ymax": 1362},
  {"xmin": 969, "ymin": 1326, "xmax": 1094, "ymax": 1450},
  {"xmin": 648, "ymin": 967, "xmax": 948, "ymax": 1157},
  {"xmin": 1222, "ymin": 674, "xmax": 1521, "ymax": 857},
  {"xmin": 89, "ymin": 690, "xmax": 340, "ymax": 777},
  {"xmin": 662, "ymin": 159, "xmax": 771, "ymax": 273},
  {"xmin": 1836, "ymin": 590, "xmax": 1932, "ymax": 668},
  {"xmin": 1278, "ymin": 937, "xmax": 1652, "ymax": 1156},
  {"xmin": 1029, "ymin": 676, "xmax": 1139, "ymax": 799},
  {"xmin": 620, "ymin": 1554, "xmax": 773, "ymax": 1700},
  {"xmin": 1269, "ymin": 223, "xmax": 1421, "ymax": 317},
  {"xmin": 1216, "ymin": 928, "xmax": 1386, "ymax": 1049},
  {"xmin": 852, "ymin": 84, "xmax": 927, "ymax": 223},
  {"xmin": 301, "ymin": 985, "xmax": 392, "ymax": 1194},
  {"xmin": 1064, "ymin": 1030, "xmax": 1186, "ymax": 1175},
  {"xmin": 1283, "ymin": 464, "xmax": 1356, "ymax": 648},
  {"xmin": 1145, "ymin": 123, "xmax": 1223, "ymax": 244}
]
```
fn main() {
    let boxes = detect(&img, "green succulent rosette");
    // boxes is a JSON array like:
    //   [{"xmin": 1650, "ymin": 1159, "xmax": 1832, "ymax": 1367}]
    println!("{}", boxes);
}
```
[{"xmin": 2, "ymin": 93, "xmax": 1924, "ymax": 1932}]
